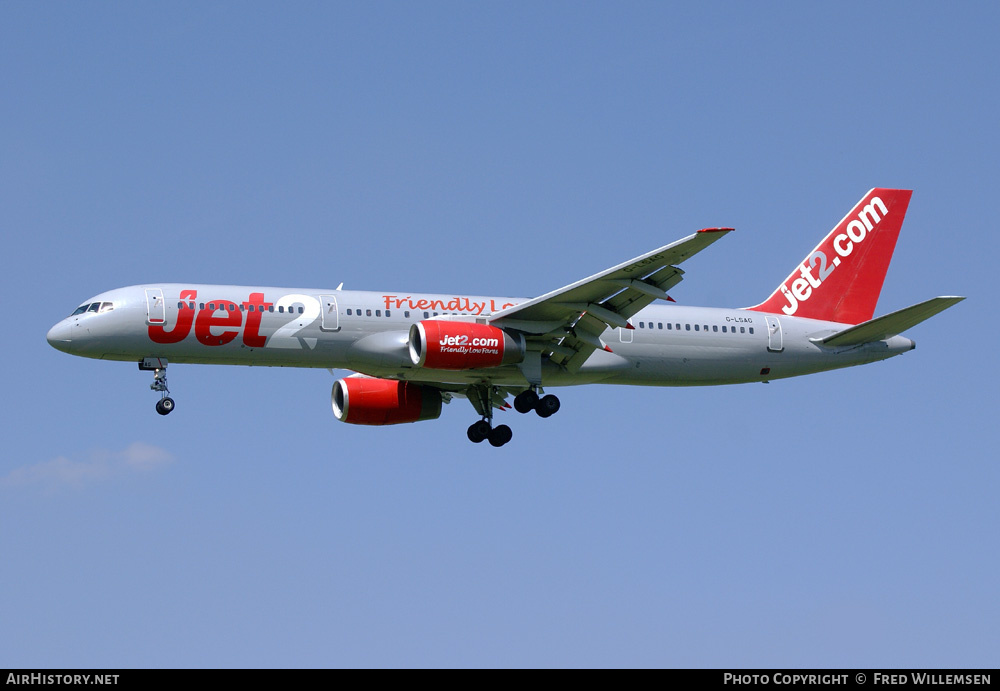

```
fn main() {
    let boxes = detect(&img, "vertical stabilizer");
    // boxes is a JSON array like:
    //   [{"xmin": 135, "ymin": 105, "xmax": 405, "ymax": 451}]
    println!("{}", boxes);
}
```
[{"xmin": 747, "ymin": 188, "xmax": 912, "ymax": 325}]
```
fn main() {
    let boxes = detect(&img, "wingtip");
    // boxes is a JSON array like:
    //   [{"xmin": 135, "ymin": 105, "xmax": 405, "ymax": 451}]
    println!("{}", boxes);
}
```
[{"xmin": 697, "ymin": 227, "xmax": 735, "ymax": 233}]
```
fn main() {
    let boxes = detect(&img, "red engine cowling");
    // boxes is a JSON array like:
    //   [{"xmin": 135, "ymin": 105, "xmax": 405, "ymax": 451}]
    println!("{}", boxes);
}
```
[
  {"xmin": 408, "ymin": 320, "xmax": 524, "ymax": 370},
  {"xmin": 331, "ymin": 377, "xmax": 442, "ymax": 426}
]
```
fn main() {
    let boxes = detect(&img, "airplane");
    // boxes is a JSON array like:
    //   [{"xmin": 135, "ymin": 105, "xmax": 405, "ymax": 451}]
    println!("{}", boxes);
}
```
[{"xmin": 47, "ymin": 188, "xmax": 963, "ymax": 447}]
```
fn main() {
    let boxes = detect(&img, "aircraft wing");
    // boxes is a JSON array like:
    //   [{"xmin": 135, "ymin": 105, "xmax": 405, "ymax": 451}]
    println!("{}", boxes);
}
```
[{"xmin": 490, "ymin": 228, "xmax": 733, "ymax": 372}]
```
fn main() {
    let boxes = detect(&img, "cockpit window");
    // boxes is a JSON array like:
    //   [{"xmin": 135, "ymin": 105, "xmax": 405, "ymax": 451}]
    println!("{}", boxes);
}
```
[{"xmin": 70, "ymin": 301, "xmax": 115, "ymax": 316}]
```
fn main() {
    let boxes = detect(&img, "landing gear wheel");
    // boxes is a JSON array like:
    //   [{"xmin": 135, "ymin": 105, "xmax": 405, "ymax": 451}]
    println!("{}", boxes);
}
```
[
  {"xmin": 513, "ymin": 389, "xmax": 539, "ymax": 414},
  {"xmin": 467, "ymin": 420, "xmax": 492, "ymax": 443},
  {"xmin": 535, "ymin": 394, "xmax": 560, "ymax": 418},
  {"xmin": 155, "ymin": 397, "xmax": 175, "ymax": 416},
  {"xmin": 488, "ymin": 424, "xmax": 513, "ymax": 447}
]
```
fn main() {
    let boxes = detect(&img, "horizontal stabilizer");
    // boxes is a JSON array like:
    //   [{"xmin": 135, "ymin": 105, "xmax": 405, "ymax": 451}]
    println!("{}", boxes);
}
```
[{"xmin": 817, "ymin": 296, "xmax": 965, "ymax": 347}]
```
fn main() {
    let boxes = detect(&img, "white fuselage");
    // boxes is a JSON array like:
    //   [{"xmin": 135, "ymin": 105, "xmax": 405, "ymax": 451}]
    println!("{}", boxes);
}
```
[{"xmin": 46, "ymin": 283, "xmax": 915, "ymax": 388}]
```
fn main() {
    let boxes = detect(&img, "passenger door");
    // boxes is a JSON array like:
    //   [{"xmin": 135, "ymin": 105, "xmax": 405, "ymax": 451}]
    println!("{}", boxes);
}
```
[
  {"xmin": 145, "ymin": 288, "xmax": 165, "ymax": 325},
  {"xmin": 319, "ymin": 295, "xmax": 340, "ymax": 332},
  {"xmin": 765, "ymin": 316, "xmax": 783, "ymax": 352}
]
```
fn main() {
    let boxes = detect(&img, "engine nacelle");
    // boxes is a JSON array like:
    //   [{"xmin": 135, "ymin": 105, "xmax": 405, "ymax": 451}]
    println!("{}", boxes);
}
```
[
  {"xmin": 408, "ymin": 320, "xmax": 524, "ymax": 370},
  {"xmin": 331, "ymin": 377, "xmax": 442, "ymax": 426}
]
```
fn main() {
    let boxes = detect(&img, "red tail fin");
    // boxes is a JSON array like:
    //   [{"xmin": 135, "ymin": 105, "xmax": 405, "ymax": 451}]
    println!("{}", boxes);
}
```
[{"xmin": 747, "ymin": 188, "xmax": 912, "ymax": 325}]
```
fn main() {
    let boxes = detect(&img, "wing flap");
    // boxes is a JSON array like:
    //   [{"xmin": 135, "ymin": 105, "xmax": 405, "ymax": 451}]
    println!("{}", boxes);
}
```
[
  {"xmin": 490, "ymin": 229, "xmax": 733, "ymax": 369},
  {"xmin": 816, "ymin": 296, "xmax": 965, "ymax": 347},
  {"xmin": 490, "ymin": 228, "xmax": 732, "ymax": 329}
]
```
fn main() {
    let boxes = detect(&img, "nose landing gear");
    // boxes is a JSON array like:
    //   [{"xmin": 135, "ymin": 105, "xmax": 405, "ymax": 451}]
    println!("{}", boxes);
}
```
[
  {"xmin": 154, "ymin": 393, "xmax": 175, "ymax": 416},
  {"xmin": 140, "ymin": 358, "xmax": 175, "ymax": 416}
]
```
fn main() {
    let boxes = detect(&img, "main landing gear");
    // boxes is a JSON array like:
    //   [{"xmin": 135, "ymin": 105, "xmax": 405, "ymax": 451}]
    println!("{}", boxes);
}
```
[
  {"xmin": 467, "ymin": 387, "xmax": 560, "ymax": 447},
  {"xmin": 513, "ymin": 389, "xmax": 560, "ymax": 418},
  {"xmin": 140, "ymin": 358, "xmax": 175, "ymax": 416},
  {"xmin": 467, "ymin": 419, "xmax": 513, "ymax": 447}
]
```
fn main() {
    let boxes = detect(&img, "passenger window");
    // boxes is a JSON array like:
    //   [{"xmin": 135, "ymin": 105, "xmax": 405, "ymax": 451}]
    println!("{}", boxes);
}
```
[
  {"xmin": 376, "ymin": 310, "xmax": 381, "ymax": 317},
  {"xmin": 685, "ymin": 324, "xmax": 690, "ymax": 331},
  {"xmin": 278, "ymin": 306, "xmax": 284, "ymax": 313},
  {"xmin": 713, "ymin": 325, "xmax": 718, "ymax": 332},
  {"xmin": 366, "ymin": 309, "xmax": 372, "ymax": 316},
  {"xmin": 667, "ymin": 323, "xmax": 672, "ymax": 330},
  {"xmin": 658, "ymin": 323, "xmax": 663, "ymax": 329},
  {"xmin": 209, "ymin": 303, "xmax": 216, "ymax": 310},
  {"xmin": 639, "ymin": 322, "xmax": 644, "ymax": 329},
  {"xmin": 740, "ymin": 327, "xmax": 745, "ymax": 333},
  {"xmin": 722, "ymin": 326, "xmax": 727, "ymax": 333},
  {"xmin": 268, "ymin": 306, "xmax": 274, "ymax": 312},
  {"xmin": 188, "ymin": 302, "xmax": 195, "ymax": 309},
  {"xmin": 694, "ymin": 324, "xmax": 699, "ymax": 331},
  {"xmin": 386, "ymin": 310, "xmax": 391, "ymax": 317},
  {"xmin": 346, "ymin": 309, "xmax": 352, "ymax": 315},
  {"xmin": 177, "ymin": 302, "xmax": 184, "ymax": 309},
  {"xmin": 424, "ymin": 311, "xmax": 429, "ymax": 318},
  {"xmin": 749, "ymin": 327, "xmax": 754, "ymax": 334},
  {"xmin": 405, "ymin": 311, "xmax": 410, "ymax": 318},
  {"xmin": 298, "ymin": 307, "xmax": 304, "ymax": 314}
]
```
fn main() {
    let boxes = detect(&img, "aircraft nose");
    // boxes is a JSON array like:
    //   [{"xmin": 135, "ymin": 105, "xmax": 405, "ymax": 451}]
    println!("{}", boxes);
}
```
[{"xmin": 46, "ymin": 321, "xmax": 74, "ymax": 352}]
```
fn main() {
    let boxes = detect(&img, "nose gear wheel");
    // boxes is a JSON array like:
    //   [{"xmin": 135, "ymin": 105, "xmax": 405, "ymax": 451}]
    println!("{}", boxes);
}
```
[{"xmin": 141, "ymin": 360, "xmax": 176, "ymax": 416}]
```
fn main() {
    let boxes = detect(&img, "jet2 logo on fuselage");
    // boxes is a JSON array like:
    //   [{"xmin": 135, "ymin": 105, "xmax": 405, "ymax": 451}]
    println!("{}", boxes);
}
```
[{"xmin": 148, "ymin": 290, "xmax": 320, "ymax": 348}]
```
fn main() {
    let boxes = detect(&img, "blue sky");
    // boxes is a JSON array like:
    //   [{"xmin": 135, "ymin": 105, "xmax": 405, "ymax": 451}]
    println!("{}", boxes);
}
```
[{"xmin": 2, "ymin": 2, "xmax": 996, "ymax": 667}]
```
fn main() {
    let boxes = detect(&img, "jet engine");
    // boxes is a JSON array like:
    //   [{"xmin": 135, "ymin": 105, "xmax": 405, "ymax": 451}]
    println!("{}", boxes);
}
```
[
  {"xmin": 408, "ymin": 320, "xmax": 524, "ymax": 370},
  {"xmin": 331, "ymin": 377, "xmax": 442, "ymax": 426}
]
